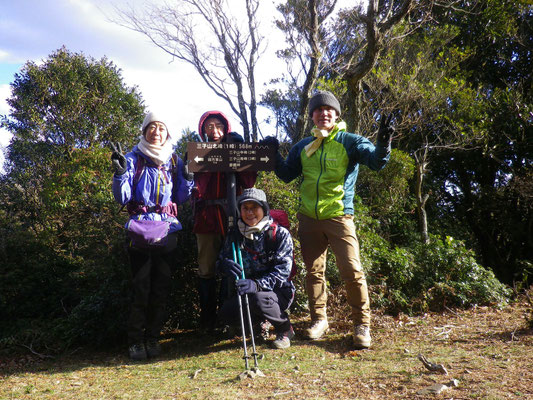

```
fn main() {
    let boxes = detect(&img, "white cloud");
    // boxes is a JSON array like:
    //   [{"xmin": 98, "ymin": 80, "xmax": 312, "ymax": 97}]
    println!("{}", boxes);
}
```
[
  {"xmin": 0, "ymin": 0, "xmax": 365, "ymax": 159},
  {"xmin": 0, "ymin": 0, "xmax": 236, "ymax": 141},
  {"xmin": 0, "ymin": 84, "xmax": 12, "ymax": 148},
  {"xmin": 0, "ymin": 50, "xmax": 9, "ymax": 62}
]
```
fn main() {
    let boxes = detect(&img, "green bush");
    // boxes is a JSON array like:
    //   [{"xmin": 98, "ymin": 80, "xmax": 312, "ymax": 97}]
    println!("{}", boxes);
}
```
[
  {"xmin": 0, "ymin": 163, "xmax": 512, "ymax": 356},
  {"xmin": 369, "ymin": 235, "xmax": 512, "ymax": 314},
  {"xmin": 257, "ymin": 171, "xmax": 511, "ymax": 316},
  {"xmin": 52, "ymin": 277, "xmax": 130, "ymax": 348},
  {"xmin": 0, "ymin": 223, "xmax": 132, "ymax": 352}
]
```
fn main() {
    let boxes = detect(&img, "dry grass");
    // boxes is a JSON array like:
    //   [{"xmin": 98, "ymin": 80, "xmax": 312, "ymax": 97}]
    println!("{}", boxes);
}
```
[{"xmin": 1, "ymin": 294, "xmax": 532, "ymax": 400}]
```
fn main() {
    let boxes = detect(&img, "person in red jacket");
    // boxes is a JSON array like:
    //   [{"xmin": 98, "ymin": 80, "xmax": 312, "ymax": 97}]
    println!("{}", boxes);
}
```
[{"xmin": 192, "ymin": 110, "xmax": 256, "ymax": 333}]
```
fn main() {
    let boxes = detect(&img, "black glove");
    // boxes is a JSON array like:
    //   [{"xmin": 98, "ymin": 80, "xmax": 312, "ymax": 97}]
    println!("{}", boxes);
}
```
[
  {"xmin": 110, "ymin": 142, "xmax": 127, "ymax": 175},
  {"xmin": 183, "ymin": 162, "xmax": 194, "ymax": 181},
  {"xmin": 377, "ymin": 114, "xmax": 395, "ymax": 144},
  {"xmin": 236, "ymin": 279, "xmax": 259, "ymax": 295},
  {"xmin": 260, "ymin": 136, "xmax": 280, "ymax": 152},
  {"xmin": 221, "ymin": 258, "xmax": 243, "ymax": 279}
]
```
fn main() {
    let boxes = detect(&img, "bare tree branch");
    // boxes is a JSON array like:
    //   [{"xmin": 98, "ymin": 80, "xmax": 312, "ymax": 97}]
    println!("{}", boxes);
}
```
[{"xmin": 111, "ymin": 0, "xmax": 265, "ymax": 141}]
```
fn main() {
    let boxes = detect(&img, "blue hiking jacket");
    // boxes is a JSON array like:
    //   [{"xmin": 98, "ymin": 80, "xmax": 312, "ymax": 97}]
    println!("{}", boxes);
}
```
[
  {"xmin": 218, "ymin": 216, "xmax": 295, "ymax": 292},
  {"xmin": 112, "ymin": 146, "xmax": 193, "ymax": 233}
]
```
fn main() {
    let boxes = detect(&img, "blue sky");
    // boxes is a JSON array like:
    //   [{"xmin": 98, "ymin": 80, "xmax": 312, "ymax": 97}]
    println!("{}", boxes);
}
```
[
  {"xmin": 0, "ymin": 0, "xmax": 289, "ymax": 153},
  {"xmin": 0, "ymin": 0, "xmax": 356, "ymax": 166}
]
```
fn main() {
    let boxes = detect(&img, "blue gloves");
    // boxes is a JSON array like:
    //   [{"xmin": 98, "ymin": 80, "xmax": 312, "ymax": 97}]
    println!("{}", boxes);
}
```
[
  {"xmin": 221, "ymin": 259, "xmax": 243, "ymax": 279},
  {"xmin": 236, "ymin": 279, "xmax": 259, "ymax": 295},
  {"xmin": 260, "ymin": 136, "xmax": 280, "ymax": 152}
]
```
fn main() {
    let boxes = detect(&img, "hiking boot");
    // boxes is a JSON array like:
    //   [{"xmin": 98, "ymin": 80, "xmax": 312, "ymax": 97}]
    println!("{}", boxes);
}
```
[
  {"xmin": 304, "ymin": 319, "xmax": 329, "ymax": 340},
  {"xmin": 353, "ymin": 324, "xmax": 371, "ymax": 349},
  {"xmin": 271, "ymin": 326, "xmax": 295, "ymax": 349},
  {"xmin": 128, "ymin": 343, "xmax": 147, "ymax": 361},
  {"xmin": 145, "ymin": 339, "xmax": 161, "ymax": 358}
]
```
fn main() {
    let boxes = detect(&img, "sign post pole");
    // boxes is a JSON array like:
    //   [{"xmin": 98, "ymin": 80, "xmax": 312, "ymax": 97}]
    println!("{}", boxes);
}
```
[{"xmin": 187, "ymin": 141, "xmax": 275, "ymax": 377}]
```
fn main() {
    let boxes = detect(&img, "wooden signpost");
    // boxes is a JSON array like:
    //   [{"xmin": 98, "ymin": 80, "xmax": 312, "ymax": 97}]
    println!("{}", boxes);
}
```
[
  {"xmin": 186, "ymin": 142, "xmax": 275, "ymax": 173},
  {"xmin": 186, "ymin": 140, "xmax": 275, "ymax": 372}
]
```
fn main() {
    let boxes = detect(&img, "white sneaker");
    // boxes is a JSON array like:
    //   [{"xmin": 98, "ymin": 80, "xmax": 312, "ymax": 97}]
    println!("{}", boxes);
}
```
[
  {"xmin": 353, "ymin": 325, "xmax": 371, "ymax": 349},
  {"xmin": 304, "ymin": 319, "xmax": 329, "ymax": 340}
]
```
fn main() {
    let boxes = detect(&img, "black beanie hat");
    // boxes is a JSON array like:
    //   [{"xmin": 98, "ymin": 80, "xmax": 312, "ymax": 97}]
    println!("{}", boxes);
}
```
[{"xmin": 308, "ymin": 90, "xmax": 341, "ymax": 117}]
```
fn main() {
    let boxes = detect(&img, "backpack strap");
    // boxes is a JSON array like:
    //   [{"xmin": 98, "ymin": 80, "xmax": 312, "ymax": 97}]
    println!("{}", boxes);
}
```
[
  {"xmin": 265, "ymin": 220, "xmax": 297, "ymax": 281},
  {"xmin": 132, "ymin": 154, "xmax": 146, "ymax": 195},
  {"xmin": 170, "ymin": 153, "xmax": 178, "ymax": 171},
  {"xmin": 126, "ymin": 154, "xmax": 178, "ymax": 216},
  {"xmin": 134, "ymin": 153, "xmax": 176, "ymax": 191},
  {"xmin": 266, "ymin": 222, "xmax": 278, "ymax": 244}
]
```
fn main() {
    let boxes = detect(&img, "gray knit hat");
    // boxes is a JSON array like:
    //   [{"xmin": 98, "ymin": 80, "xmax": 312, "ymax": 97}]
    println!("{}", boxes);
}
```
[
  {"xmin": 141, "ymin": 111, "xmax": 172, "ymax": 138},
  {"xmin": 308, "ymin": 90, "xmax": 341, "ymax": 117},
  {"xmin": 237, "ymin": 188, "xmax": 270, "ymax": 215}
]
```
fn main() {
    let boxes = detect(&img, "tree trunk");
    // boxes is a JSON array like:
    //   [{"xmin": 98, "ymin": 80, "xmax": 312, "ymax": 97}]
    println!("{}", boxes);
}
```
[
  {"xmin": 414, "ymin": 150, "xmax": 430, "ymax": 244},
  {"xmin": 293, "ymin": 0, "xmax": 321, "ymax": 143}
]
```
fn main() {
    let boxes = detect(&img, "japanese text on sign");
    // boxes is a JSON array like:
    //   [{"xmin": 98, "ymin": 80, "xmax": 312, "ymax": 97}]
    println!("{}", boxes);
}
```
[{"xmin": 186, "ymin": 142, "xmax": 275, "ymax": 172}]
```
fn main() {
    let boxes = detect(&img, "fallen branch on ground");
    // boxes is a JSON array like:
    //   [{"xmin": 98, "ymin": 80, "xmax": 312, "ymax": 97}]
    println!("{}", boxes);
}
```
[{"xmin": 417, "ymin": 353, "xmax": 448, "ymax": 375}]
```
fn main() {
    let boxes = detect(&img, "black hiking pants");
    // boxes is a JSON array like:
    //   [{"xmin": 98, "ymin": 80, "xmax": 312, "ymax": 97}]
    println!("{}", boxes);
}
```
[
  {"xmin": 219, "ymin": 287, "xmax": 293, "ymax": 333},
  {"xmin": 127, "ymin": 234, "xmax": 177, "ymax": 345}
]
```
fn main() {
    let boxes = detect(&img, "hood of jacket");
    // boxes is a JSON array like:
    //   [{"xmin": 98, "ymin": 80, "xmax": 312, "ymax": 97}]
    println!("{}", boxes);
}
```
[{"xmin": 198, "ymin": 110, "xmax": 231, "ymax": 142}]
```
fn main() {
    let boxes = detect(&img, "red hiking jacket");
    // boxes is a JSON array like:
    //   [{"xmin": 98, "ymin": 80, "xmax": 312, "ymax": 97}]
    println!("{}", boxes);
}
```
[{"xmin": 192, "ymin": 111, "xmax": 256, "ymax": 235}]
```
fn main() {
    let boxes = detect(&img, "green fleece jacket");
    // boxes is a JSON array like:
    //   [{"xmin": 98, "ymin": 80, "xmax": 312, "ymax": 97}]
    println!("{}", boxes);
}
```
[{"xmin": 274, "ymin": 122, "xmax": 391, "ymax": 220}]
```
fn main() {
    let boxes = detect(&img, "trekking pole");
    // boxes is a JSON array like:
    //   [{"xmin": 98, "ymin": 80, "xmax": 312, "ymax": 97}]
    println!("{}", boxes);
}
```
[
  {"xmin": 232, "ymin": 241, "xmax": 250, "ymax": 371},
  {"xmin": 227, "ymin": 172, "xmax": 263, "ymax": 378},
  {"xmin": 234, "ymin": 243, "xmax": 260, "ymax": 371}
]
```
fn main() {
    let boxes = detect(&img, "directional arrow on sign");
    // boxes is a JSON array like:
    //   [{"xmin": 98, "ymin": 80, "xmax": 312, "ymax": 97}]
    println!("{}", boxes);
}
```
[{"xmin": 187, "ymin": 142, "xmax": 275, "ymax": 172}]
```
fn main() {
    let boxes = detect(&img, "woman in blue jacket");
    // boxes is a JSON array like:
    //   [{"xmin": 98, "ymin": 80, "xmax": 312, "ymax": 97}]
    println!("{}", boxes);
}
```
[
  {"xmin": 218, "ymin": 188, "xmax": 295, "ymax": 349},
  {"xmin": 111, "ymin": 112, "xmax": 193, "ymax": 360}
]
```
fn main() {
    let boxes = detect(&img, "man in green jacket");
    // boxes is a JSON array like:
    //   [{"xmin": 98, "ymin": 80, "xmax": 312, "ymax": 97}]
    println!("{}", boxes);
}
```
[{"xmin": 263, "ymin": 90, "xmax": 393, "ymax": 348}]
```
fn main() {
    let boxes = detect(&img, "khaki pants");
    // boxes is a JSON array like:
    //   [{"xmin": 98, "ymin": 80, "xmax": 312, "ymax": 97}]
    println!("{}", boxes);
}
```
[
  {"xmin": 195, "ymin": 233, "xmax": 224, "ymax": 279},
  {"xmin": 297, "ymin": 213, "xmax": 370, "ymax": 326}
]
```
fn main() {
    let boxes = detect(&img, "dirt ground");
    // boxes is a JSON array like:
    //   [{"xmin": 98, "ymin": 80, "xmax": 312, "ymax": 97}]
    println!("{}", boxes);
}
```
[
  {"xmin": 304, "ymin": 292, "xmax": 533, "ymax": 399},
  {"xmin": 1, "ymin": 293, "xmax": 532, "ymax": 399}
]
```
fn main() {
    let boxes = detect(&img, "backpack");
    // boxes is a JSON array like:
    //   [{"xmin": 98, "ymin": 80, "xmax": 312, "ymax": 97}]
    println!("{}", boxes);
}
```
[
  {"xmin": 132, "ymin": 153, "xmax": 178, "ymax": 194},
  {"xmin": 266, "ymin": 209, "xmax": 298, "ymax": 281},
  {"xmin": 126, "ymin": 153, "xmax": 179, "ymax": 217}
]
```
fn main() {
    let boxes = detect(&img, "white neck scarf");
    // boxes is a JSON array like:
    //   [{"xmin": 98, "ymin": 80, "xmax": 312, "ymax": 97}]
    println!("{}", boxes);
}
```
[
  {"xmin": 137, "ymin": 136, "xmax": 174, "ymax": 166},
  {"xmin": 238, "ymin": 216, "xmax": 271, "ymax": 240}
]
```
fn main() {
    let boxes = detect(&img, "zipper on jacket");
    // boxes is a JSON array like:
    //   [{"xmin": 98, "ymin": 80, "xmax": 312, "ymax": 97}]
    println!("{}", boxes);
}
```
[
  {"xmin": 215, "ymin": 172, "xmax": 225, "ymax": 234},
  {"xmin": 315, "ymin": 143, "xmax": 325, "ymax": 219},
  {"xmin": 156, "ymin": 164, "xmax": 170, "ymax": 206},
  {"xmin": 156, "ymin": 168, "xmax": 162, "ymax": 205}
]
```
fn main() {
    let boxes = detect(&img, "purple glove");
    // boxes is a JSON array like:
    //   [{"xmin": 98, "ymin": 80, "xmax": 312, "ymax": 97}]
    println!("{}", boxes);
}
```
[
  {"xmin": 236, "ymin": 279, "xmax": 258, "ymax": 295},
  {"xmin": 221, "ymin": 259, "xmax": 243, "ymax": 279}
]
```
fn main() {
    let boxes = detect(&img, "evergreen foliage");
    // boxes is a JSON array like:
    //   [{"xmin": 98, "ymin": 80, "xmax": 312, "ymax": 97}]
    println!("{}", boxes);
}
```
[
  {"xmin": 1, "ymin": 0, "xmax": 528, "ymax": 353},
  {"xmin": 0, "ymin": 48, "xmax": 144, "ymax": 352}
]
